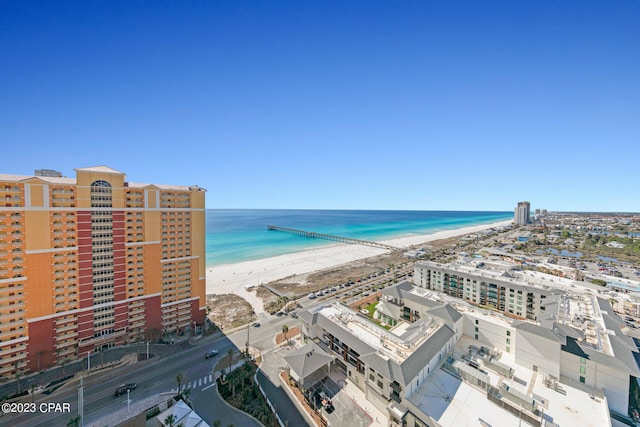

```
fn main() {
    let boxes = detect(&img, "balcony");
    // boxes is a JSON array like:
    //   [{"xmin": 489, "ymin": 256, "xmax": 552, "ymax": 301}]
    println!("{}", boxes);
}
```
[
  {"xmin": 55, "ymin": 323, "xmax": 77, "ymax": 334},
  {"xmin": 0, "ymin": 312, "xmax": 24, "ymax": 322},
  {"xmin": 57, "ymin": 330, "xmax": 78, "ymax": 341},
  {"xmin": 54, "ymin": 343, "xmax": 78, "ymax": 356},
  {"xmin": 0, "ymin": 294, "xmax": 23, "ymax": 303},
  {"xmin": 0, "ymin": 348, "xmax": 27, "ymax": 361},
  {"xmin": 0, "ymin": 283, "xmax": 23, "ymax": 291},
  {"xmin": 390, "ymin": 381, "xmax": 403, "ymax": 393},
  {"xmin": 0, "ymin": 330, "xmax": 24, "ymax": 341}
]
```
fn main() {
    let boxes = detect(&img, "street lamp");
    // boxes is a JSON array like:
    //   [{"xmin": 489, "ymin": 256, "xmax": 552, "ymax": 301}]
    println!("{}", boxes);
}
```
[{"xmin": 246, "ymin": 310, "xmax": 254, "ymax": 357}]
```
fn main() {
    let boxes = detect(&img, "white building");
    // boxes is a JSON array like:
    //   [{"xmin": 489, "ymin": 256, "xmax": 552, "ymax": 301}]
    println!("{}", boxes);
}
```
[
  {"xmin": 299, "ymin": 301, "xmax": 459, "ymax": 413},
  {"xmin": 514, "ymin": 201, "xmax": 531, "ymax": 225},
  {"xmin": 377, "ymin": 280, "xmax": 639, "ymax": 426},
  {"xmin": 414, "ymin": 261, "xmax": 554, "ymax": 321}
]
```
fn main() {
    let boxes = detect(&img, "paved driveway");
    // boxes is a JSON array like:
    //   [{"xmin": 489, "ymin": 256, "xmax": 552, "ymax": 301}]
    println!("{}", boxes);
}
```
[{"xmin": 257, "ymin": 347, "xmax": 311, "ymax": 426}]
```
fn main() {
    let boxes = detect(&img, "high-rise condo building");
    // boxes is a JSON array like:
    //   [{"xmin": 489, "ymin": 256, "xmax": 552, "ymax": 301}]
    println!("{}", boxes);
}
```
[
  {"xmin": 0, "ymin": 166, "xmax": 206, "ymax": 380},
  {"xmin": 514, "ymin": 201, "xmax": 530, "ymax": 225}
]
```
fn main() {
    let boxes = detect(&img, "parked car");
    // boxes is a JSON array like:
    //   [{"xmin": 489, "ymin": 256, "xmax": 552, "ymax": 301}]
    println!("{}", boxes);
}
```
[
  {"xmin": 205, "ymin": 349, "xmax": 219, "ymax": 359},
  {"xmin": 114, "ymin": 383, "xmax": 137, "ymax": 397},
  {"xmin": 253, "ymin": 322, "xmax": 261, "ymax": 327}
]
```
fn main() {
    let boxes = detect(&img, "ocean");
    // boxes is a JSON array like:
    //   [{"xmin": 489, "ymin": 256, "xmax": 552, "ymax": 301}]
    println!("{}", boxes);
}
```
[{"xmin": 205, "ymin": 209, "xmax": 512, "ymax": 267}]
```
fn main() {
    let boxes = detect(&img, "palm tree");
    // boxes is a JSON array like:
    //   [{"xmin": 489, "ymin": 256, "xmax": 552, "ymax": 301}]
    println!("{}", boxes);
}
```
[
  {"xmin": 176, "ymin": 372, "xmax": 185, "ymax": 393},
  {"xmin": 164, "ymin": 414, "xmax": 177, "ymax": 427},
  {"xmin": 282, "ymin": 324, "xmax": 289, "ymax": 344},
  {"xmin": 227, "ymin": 348, "xmax": 234, "ymax": 374}
]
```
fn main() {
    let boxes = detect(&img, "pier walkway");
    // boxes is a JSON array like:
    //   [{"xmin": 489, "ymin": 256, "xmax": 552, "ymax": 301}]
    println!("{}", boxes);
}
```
[{"xmin": 267, "ymin": 225, "xmax": 400, "ymax": 251}]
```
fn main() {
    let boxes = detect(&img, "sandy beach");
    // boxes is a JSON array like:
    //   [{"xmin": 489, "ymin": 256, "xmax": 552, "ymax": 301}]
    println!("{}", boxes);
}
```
[{"xmin": 206, "ymin": 220, "xmax": 512, "ymax": 314}]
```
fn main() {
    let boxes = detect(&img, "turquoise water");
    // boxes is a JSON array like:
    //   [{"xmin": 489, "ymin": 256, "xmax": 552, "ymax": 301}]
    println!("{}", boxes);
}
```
[{"xmin": 206, "ymin": 209, "xmax": 512, "ymax": 267}]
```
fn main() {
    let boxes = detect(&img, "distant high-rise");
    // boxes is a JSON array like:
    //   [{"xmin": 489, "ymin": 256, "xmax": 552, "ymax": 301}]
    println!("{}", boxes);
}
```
[
  {"xmin": 0, "ymin": 166, "xmax": 206, "ymax": 380},
  {"xmin": 514, "ymin": 201, "xmax": 530, "ymax": 225}
]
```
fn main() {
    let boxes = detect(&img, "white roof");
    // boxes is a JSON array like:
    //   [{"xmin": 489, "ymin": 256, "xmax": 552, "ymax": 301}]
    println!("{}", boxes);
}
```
[{"xmin": 75, "ymin": 165, "xmax": 125, "ymax": 175}]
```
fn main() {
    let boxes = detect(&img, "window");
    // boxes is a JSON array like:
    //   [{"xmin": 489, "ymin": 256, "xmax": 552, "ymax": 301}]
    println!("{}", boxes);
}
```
[
  {"xmin": 580, "ymin": 357, "xmax": 586, "ymax": 364},
  {"xmin": 506, "ymin": 338, "xmax": 511, "ymax": 344},
  {"xmin": 475, "ymin": 327, "xmax": 478, "ymax": 332},
  {"xmin": 579, "ymin": 376, "xmax": 585, "ymax": 384},
  {"xmin": 580, "ymin": 366, "xmax": 586, "ymax": 374},
  {"xmin": 507, "ymin": 331, "xmax": 511, "ymax": 336},
  {"xmin": 475, "ymin": 334, "xmax": 478, "ymax": 340},
  {"xmin": 377, "ymin": 380, "xmax": 383, "ymax": 388},
  {"xmin": 506, "ymin": 346, "xmax": 510, "ymax": 353},
  {"xmin": 475, "ymin": 319, "xmax": 478, "ymax": 325}
]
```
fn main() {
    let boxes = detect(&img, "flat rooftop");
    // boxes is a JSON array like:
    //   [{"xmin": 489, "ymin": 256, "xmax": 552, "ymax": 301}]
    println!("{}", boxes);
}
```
[
  {"xmin": 408, "ymin": 336, "xmax": 610, "ymax": 427},
  {"xmin": 315, "ymin": 303, "xmax": 442, "ymax": 364}
]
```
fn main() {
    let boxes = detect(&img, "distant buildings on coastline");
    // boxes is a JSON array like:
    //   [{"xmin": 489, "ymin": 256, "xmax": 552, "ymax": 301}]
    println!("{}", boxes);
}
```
[
  {"xmin": 514, "ymin": 201, "xmax": 531, "ymax": 225},
  {"xmin": 0, "ymin": 166, "xmax": 206, "ymax": 380}
]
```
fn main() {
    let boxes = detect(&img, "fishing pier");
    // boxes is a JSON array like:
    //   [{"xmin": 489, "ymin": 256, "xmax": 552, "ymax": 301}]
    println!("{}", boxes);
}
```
[{"xmin": 267, "ymin": 225, "xmax": 400, "ymax": 251}]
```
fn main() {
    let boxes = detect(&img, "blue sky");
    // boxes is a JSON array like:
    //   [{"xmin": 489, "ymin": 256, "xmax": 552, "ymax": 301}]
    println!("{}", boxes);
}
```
[{"xmin": 1, "ymin": 1, "xmax": 639, "ymax": 212}]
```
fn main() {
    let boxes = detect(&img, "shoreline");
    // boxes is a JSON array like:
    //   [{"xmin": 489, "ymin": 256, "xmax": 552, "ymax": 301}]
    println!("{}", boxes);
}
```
[{"xmin": 205, "ymin": 219, "xmax": 512, "ymax": 314}]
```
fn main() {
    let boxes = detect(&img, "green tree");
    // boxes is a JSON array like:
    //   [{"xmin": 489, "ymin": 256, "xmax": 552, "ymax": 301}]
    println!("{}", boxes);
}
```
[
  {"xmin": 282, "ymin": 324, "xmax": 289, "ymax": 343},
  {"xmin": 66, "ymin": 415, "xmax": 80, "ymax": 427},
  {"xmin": 164, "ymin": 414, "xmax": 177, "ymax": 427},
  {"xmin": 176, "ymin": 372, "xmax": 185, "ymax": 393}
]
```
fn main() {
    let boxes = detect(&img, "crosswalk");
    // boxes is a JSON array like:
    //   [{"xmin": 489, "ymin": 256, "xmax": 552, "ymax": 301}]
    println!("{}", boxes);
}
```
[{"xmin": 171, "ymin": 374, "xmax": 215, "ymax": 393}]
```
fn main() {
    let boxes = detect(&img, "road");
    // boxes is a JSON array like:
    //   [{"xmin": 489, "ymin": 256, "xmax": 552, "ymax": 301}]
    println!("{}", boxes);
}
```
[
  {"xmin": 2, "ymin": 330, "xmax": 272, "ymax": 427},
  {"xmin": 1, "ymin": 265, "xmax": 415, "ymax": 427}
]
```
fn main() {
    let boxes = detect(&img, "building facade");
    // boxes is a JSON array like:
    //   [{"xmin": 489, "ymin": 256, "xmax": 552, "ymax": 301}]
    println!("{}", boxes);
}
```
[
  {"xmin": 514, "ymin": 201, "xmax": 531, "ymax": 225},
  {"xmin": 377, "ymin": 281, "xmax": 639, "ymax": 425},
  {"xmin": 0, "ymin": 166, "xmax": 206, "ymax": 380},
  {"xmin": 414, "ymin": 261, "xmax": 552, "ymax": 321},
  {"xmin": 299, "ymin": 302, "xmax": 458, "ymax": 414}
]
